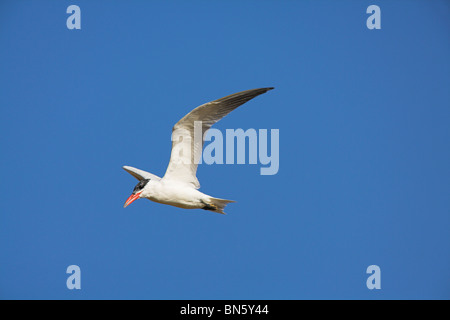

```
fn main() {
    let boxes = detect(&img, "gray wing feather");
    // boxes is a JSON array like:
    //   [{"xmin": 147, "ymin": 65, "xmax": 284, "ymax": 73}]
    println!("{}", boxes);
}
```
[
  {"xmin": 123, "ymin": 166, "xmax": 161, "ymax": 181},
  {"xmin": 163, "ymin": 87, "xmax": 274, "ymax": 188}
]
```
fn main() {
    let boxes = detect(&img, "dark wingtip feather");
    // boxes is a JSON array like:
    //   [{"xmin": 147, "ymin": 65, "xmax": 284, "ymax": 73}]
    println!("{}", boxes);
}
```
[
  {"xmin": 253, "ymin": 87, "xmax": 274, "ymax": 93},
  {"xmin": 253, "ymin": 87, "xmax": 274, "ymax": 95}
]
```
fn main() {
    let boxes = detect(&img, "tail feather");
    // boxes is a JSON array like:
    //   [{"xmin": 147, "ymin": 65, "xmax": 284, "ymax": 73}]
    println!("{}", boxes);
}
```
[{"xmin": 203, "ymin": 197, "xmax": 236, "ymax": 214}]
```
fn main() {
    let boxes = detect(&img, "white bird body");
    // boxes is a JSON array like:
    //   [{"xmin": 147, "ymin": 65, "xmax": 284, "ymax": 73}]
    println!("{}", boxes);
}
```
[
  {"xmin": 123, "ymin": 87, "xmax": 273, "ymax": 214},
  {"xmin": 142, "ymin": 179, "xmax": 209, "ymax": 210}
]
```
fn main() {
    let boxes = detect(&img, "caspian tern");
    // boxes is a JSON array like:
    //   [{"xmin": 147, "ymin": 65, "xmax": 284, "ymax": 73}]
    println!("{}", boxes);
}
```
[{"xmin": 123, "ymin": 87, "xmax": 274, "ymax": 214}]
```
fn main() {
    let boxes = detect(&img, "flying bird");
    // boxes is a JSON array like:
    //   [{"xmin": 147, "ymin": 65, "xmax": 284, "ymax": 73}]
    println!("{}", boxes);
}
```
[{"xmin": 123, "ymin": 87, "xmax": 274, "ymax": 214}]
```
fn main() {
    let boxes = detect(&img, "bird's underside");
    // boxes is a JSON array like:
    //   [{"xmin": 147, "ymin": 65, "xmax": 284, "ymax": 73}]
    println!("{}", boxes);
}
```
[{"xmin": 122, "ymin": 87, "xmax": 274, "ymax": 213}]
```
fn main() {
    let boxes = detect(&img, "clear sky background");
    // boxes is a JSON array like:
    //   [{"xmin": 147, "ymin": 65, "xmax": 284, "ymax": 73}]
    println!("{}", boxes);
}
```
[{"xmin": 0, "ymin": 0, "xmax": 449, "ymax": 299}]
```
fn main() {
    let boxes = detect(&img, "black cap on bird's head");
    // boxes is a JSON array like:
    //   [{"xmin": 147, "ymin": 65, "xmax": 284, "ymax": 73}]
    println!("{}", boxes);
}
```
[
  {"xmin": 132, "ymin": 179, "xmax": 150, "ymax": 194},
  {"xmin": 124, "ymin": 179, "xmax": 150, "ymax": 208}
]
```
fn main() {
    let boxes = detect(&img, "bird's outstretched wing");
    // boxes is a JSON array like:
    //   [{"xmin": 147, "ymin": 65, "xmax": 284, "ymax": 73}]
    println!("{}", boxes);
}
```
[
  {"xmin": 162, "ymin": 87, "xmax": 274, "ymax": 188},
  {"xmin": 123, "ymin": 166, "xmax": 161, "ymax": 181}
]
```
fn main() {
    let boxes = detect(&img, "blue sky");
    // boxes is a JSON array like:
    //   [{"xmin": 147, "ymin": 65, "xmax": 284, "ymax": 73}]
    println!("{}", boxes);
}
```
[{"xmin": 0, "ymin": 0, "xmax": 449, "ymax": 299}]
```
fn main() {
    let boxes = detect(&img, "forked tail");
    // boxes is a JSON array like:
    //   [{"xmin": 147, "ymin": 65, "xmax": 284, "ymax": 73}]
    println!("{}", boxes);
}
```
[{"xmin": 202, "ymin": 197, "xmax": 236, "ymax": 214}]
